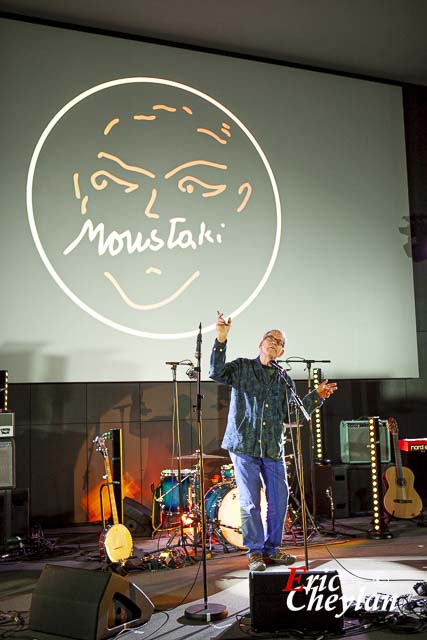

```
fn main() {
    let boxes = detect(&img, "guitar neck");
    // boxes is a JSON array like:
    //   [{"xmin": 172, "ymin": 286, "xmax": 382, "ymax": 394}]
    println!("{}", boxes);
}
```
[
  {"xmin": 104, "ymin": 455, "xmax": 120, "ymax": 525},
  {"xmin": 392, "ymin": 432, "xmax": 404, "ymax": 480}
]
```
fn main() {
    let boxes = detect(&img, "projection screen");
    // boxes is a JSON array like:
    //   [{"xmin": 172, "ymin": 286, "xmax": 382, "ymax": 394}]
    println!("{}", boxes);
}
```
[{"xmin": 0, "ymin": 16, "xmax": 418, "ymax": 381}]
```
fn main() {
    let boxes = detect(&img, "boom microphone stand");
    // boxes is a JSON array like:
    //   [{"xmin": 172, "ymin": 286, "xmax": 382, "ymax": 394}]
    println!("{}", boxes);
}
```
[
  {"xmin": 284, "ymin": 357, "xmax": 330, "ymax": 521},
  {"xmin": 164, "ymin": 362, "xmax": 194, "ymax": 559},
  {"xmin": 270, "ymin": 361, "xmax": 311, "ymax": 568},
  {"xmin": 184, "ymin": 324, "xmax": 227, "ymax": 621}
]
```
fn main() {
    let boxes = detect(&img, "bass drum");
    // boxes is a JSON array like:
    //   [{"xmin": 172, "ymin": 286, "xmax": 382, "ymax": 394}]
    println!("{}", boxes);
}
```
[{"xmin": 204, "ymin": 482, "xmax": 267, "ymax": 549}]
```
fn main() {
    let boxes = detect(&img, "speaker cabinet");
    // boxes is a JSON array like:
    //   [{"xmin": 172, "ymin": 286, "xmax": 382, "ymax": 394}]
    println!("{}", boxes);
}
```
[
  {"xmin": 315, "ymin": 464, "xmax": 387, "ymax": 518},
  {"xmin": 250, "ymin": 570, "xmax": 344, "ymax": 633},
  {"xmin": 0, "ymin": 439, "xmax": 15, "ymax": 489},
  {"xmin": 124, "ymin": 497, "xmax": 153, "ymax": 536},
  {"xmin": 0, "ymin": 488, "xmax": 29, "ymax": 541},
  {"xmin": 29, "ymin": 565, "xmax": 154, "ymax": 640}
]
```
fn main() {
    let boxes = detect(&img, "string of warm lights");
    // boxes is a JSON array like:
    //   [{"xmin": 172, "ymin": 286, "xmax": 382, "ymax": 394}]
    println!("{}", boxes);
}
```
[
  {"xmin": 368, "ymin": 416, "xmax": 392, "ymax": 539},
  {"xmin": 312, "ymin": 368, "xmax": 323, "ymax": 461},
  {"xmin": 0, "ymin": 370, "xmax": 8, "ymax": 411}
]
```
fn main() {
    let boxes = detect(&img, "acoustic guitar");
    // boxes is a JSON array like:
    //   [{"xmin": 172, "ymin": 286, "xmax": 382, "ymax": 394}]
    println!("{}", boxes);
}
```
[
  {"xmin": 383, "ymin": 417, "xmax": 423, "ymax": 519},
  {"xmin": 94, "ymin": 434, "xmax": 133, "ymax": 564}
]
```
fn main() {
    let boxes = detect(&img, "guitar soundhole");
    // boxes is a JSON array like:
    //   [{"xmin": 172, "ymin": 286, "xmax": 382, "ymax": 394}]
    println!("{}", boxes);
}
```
[{"xmin": 397, "ymin": 478, "xmax": 406, "ymax": 487}]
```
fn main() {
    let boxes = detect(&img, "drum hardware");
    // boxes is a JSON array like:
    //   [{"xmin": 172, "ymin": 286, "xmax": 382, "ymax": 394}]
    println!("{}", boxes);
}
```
[
  {"xmin": 220, "ymin": 463, "xmax": 235, "ymax": 482},
  {"xmin": 205, "ymin": 519, "xmax": 232, "ymax": 553}
]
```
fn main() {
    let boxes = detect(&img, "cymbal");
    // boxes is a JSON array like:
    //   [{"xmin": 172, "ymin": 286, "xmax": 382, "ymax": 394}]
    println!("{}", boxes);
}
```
[{"xmin": 176, "ymin": 453, "xmax": 228, "ymax": 460}]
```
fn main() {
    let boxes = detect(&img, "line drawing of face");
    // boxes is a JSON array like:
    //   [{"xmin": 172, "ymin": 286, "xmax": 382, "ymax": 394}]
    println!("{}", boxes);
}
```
[{"xmin": 27, "ymin": 78, "xmax": 281, "ymax": 339}]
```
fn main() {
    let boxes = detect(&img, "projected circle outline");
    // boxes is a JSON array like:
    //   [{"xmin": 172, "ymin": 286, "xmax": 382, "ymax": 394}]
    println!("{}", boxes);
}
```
[{"xmin": 27, "ymin": 78, "xmax": 281, "ymax": 339}]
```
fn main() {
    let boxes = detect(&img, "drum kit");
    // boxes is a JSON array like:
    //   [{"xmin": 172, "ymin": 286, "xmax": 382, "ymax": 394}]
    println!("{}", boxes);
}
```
[
  {"xmin": 152, "ymin": 454, "xmax": 271, "ymax": 550},
  {"xmin": 152, "ymin": 455, "xmax": 260, "ymax": 550}
]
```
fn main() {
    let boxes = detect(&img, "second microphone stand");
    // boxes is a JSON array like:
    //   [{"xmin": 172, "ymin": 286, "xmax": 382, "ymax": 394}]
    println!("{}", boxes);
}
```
[
  {"xmin": 270, "ymin": 361, "xmax": 311, "ymax": 568},
  {"xmin": 184, "ymin": 324, "xmax": 227, "ymax": 622}
]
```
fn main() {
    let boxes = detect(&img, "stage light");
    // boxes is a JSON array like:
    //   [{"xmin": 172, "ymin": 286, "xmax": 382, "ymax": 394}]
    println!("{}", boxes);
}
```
[
  {"xmin": 368, "ymin": 417, "xmax": 392, "ymax": 539},
  {"xmin": 181, "ymin": 512, "xmax": 195, "ymax": 526},
  {"xmin": 312, "ymin": 368, "xmax": 324, "ymax": 461},
  {"xmin": 0, "ymin": 370, "xmax": 8, "ymax": 411}
]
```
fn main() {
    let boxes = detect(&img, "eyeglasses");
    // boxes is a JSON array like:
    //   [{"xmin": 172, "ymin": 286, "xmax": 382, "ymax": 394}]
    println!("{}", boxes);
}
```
[{"xmin": 263, "ymin": 334, "xmax": 285, "ymax": 347}]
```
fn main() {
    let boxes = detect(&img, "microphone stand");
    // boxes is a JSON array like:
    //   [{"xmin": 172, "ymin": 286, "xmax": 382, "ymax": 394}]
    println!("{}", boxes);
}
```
[
  {"xmin": 270, "ymin": 361, "xmax": 310, "ymax": 568},
  {"xmin": 164, "ymin": 362, "xmax": 194, "ymax": 559},
  {"xmin": 184, "ymin": 324, "xmax": 227, "ymax": 622},
  {"xmin": 282, "ymin": 358, "xmax": 330, "ymax": 522}
]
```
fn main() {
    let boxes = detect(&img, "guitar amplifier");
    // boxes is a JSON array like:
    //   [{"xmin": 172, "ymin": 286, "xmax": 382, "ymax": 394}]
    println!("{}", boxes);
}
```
[
  {"xmin": 340, "ymin": 420, "xmax": 391, "ymax": 464},
  {"xmin": 0, "ymin": 412, "xmax": 14, "ymax": 438}
]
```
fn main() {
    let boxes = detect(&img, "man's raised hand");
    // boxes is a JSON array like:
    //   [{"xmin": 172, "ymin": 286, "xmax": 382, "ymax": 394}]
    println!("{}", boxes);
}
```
[{"xmin": 216, "ymin": 310, "xmax": 231, "ymax": 343}]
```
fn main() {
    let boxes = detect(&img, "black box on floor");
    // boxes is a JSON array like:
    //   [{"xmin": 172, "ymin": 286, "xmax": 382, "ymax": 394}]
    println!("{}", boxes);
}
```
[
  {"xmin": 29, "ymin": 564, "xmax": 154, "ymax": 640},
  {"xmin": 250, "ymin": 569, "xmax": 344, "ymax": 633},
  {"xmin": 315, "ymin": 464, "xmax": 388, "ymax": 518},
  {"xmin": 0, "ymin": 488, "xmax": 29, "ymax": 541}
]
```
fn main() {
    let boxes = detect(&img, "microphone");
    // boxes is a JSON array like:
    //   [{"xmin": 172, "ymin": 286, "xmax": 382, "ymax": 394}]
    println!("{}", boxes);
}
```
[
  {"xmin": 186, "ymin": 364, "xmax": 198, "ymax": 380},
  {"xmin": 195, "ymin": 323, "xmax": 202, "ymax": 356},
  {"xmin": 165, "ymin": 361, "xmax": 181, "ymax": 366},
  {"xmin": 269, "ymin": 360, "xmax": 283, "ymax": 371}
]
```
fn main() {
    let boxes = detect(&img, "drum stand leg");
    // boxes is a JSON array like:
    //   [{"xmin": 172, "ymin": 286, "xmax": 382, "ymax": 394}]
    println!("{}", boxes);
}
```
[
  {"xmin": 205, "ymin": 519, "xmax": 230, "ymax": 553},
  {"xmin": 165, "ymin": 524, "xmax": 194, "ymax": 550}
]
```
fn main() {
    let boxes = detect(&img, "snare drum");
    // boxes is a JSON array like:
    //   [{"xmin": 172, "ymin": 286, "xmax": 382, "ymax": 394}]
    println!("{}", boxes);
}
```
[
  {"xmin": 220, "ymin": 463, "xmax": 235, "ymax": 482},
  {"xmin": 204, "ymin": 482, "xmax": 267, "ymax": 549},
  {"xmin": 158, "ymin": 469, "xmax": 194, "ymax": 514}
]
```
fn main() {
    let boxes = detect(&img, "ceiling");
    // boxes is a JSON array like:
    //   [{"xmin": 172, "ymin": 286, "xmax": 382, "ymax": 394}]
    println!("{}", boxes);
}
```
[{"xmin": 1, "ymin": 0, "xmax": 427, "ymax": 86}]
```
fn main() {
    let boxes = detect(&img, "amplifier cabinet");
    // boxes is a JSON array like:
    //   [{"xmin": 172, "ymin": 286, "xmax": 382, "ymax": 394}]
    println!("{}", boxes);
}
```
[
  {"xmin": 0, "ymin": 439, "xmax": 15, "ymax": 489},
  {"xmin": 340, "ymin": 420, "xmax": 391, "ymax": 464},
  {"xmin": 0, "ymin": 488, "xmax": 29, "ymax": 540},
  {"xmin": 315, "ymin": 463, "xmax": 388, "ymax": 518}
]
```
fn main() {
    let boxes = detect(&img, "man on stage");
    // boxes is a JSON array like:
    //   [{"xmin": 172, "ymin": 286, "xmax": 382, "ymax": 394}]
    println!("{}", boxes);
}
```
[{"xmin": 209, "ymin": 312, "xmax": 337, "ymax": 571}]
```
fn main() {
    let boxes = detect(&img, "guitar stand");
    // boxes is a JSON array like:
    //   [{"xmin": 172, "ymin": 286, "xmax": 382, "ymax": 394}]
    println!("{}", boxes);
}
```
[
  {"xmin": 384, "ymin": 510, "xmax": 426, "ymax": 529},
  {"xmin": 416, "ymin": 512, "xmax": 427, "ymax": 527},
  {"xmin": 99, "ymin": 480, "xmax": 118, "ymax": 532}
]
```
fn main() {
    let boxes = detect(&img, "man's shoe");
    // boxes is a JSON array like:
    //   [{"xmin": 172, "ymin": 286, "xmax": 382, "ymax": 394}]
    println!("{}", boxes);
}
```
[
  {"xmin": 263, "ymin": 550, "xmax": 297, "ymax": 566},
  {"xmin": 248, "ymin": 552, "xmax": 266, "ymax": 571}
]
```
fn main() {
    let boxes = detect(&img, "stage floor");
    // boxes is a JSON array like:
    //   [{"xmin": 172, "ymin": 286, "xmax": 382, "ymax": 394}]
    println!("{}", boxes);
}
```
[{"xmin": 0, "ymin": 516, "xmax": 425, "ymax": 640}]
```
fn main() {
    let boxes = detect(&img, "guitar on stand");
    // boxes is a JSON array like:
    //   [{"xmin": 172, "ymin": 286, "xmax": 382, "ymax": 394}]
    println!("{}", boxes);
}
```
[
  {"xmin": 383, "ymin": 418, "xmax": 423, "ymax": 520},
  {"xmin": 94, "ymin": 433, "xmax": 133, "ymax": 565}
]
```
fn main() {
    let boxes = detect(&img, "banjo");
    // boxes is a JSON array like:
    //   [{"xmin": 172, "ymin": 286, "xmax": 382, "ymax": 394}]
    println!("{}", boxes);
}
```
[{"xmin": 94, "ymin": 433, "xmax": 133, "ymax": 565}]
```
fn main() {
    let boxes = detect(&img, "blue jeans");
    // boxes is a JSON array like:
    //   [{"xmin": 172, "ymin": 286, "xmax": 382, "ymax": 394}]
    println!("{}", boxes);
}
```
[{"xmin": 229, "ymin": 451, "xmax": 288, "ymax": 556}]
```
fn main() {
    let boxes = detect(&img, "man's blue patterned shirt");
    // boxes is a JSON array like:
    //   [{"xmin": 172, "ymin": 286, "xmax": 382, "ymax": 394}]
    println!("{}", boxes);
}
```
[{"xmin": 209, "ymin": 339, "xmax": 323, "ymax": 460}]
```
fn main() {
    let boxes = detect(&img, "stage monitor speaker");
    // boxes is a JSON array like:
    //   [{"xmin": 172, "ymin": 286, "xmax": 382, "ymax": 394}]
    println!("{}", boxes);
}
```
[
  {"xmin": 124, "ymin": 497, "xmax": 153, "ymax": 537},
  {"xmin": 250, "ymin": 569, "xmax": 344, "ymax": 633},
  {"xmin": 29, "ymin": 565, "xmax": 154, "ymax": 640},
  {"xmin": 0, "ymin": 439, "xmax": 15, "ymax": 489}
]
